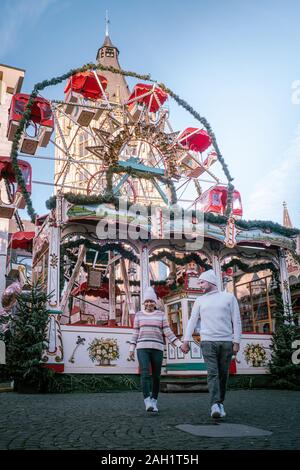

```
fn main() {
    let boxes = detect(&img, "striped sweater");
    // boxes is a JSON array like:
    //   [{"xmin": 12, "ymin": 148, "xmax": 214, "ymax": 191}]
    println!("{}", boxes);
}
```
[{"xmin": 129, "ymin": 309, "xmax": 183, "ymax": 352}]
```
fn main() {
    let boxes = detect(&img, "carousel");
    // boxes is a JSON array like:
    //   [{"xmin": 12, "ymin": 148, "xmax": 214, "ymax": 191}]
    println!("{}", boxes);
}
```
[{"xmin": 2, "ymin": 35, "xmax": 299, "ymax": 379}]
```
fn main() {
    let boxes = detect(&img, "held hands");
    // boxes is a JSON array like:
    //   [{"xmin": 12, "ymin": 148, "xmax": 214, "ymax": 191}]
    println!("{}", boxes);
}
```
[
  {"xmin": 181, "ymin": 342, "xmax": 239, "ymax": 354},
  {"xmin": 128, "ymin": 350, "xmax": 135, "ymax": 361},
  {"xmin": 180, "ymin": 342, "xmax": 190, "ymax": 354}
]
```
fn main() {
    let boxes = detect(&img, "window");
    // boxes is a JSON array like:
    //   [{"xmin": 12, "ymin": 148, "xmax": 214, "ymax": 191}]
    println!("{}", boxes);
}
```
[
  {"xmin": 235, "ymin": 274, "xmax": 273, "ymax": 333},
  {"xmin": 79, "ymin": 131, "xmax": 89, "ymax": 158},
  {"xmin": 105, "ymin": 48, "xmax": 114, "ymax": 58},
  {"xmin": 167, "ymin": 302, "xmax": 182, "ymax": 336}
]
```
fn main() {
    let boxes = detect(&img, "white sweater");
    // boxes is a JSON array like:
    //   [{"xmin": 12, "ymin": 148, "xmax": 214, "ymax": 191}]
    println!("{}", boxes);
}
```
[{"xmin": 184, "ymin": 290, "xmax": 242, "ymax": 344}]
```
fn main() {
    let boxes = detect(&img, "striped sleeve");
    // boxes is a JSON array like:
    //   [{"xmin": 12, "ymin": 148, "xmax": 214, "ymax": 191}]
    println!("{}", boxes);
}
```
[
  {"xmin": 162, "ymin": 312, "xmax": 182, "ymax": 347},
  {"xmin": 129, "ymin": 312, "xmax": 140, "ymax": 351}
]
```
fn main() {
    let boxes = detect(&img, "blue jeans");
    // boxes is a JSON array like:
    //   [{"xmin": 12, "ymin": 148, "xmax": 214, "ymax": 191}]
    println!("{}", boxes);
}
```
[
  {"xmin": 137, "ymin": 348, "xmax": 163, "ymax": 399},
  {"xmin": 201, "ymin": 341, "xmax": 233, "ymax": 406}
]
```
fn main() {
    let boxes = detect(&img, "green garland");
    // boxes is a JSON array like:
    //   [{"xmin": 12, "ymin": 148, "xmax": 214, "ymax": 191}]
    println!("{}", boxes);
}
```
[
  {"xmin": 8, "ymin": 90, "xmax": 39, "ymax": 222},
  {"xmin": 233, "ymin": 219, "xmax": 300, "ymax": 237},
  {"xmin": 46, "ymin": 193, "xmax": 299, "ymax": 239},
  {"xmin": 61, "ymin": 239, "xmax": 139, "ymax": 264},
  {"xmin": 60, "ymin": 239, "xmax": 140, "ymax": 294},
  {"xmin": 203, "ymin": 212, "xmax": 299, "ymax": 238},
  {"xmin": 46, "ymin": 192, "xmax": 121, "ymax": 210},
  {"xmin": 149, "ymin": 250, "xmax": 211, "ymax": 269},
  {"xmin": 9, "ymin": 61, "xmax": 235, "ymax": 222},
  {"xmin": 221, "ymin": 258, "xmax": 278, "ymax": 274}
]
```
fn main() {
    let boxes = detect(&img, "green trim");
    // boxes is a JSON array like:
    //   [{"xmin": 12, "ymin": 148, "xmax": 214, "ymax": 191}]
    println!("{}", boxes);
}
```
[
  {"xmin": 46, "ymin": 193, "xmax": 299, "ymax": 239},
  {"xmin": 150, "ymin": 251, "xmax": 211, "ymax": 269},
  {"xmin": 222, "ymin": 259, "xmax": 278, "ymax": 275},
  {"xmin": 166, "ymin": 362, "xmax": 207, "ymax": 371}
]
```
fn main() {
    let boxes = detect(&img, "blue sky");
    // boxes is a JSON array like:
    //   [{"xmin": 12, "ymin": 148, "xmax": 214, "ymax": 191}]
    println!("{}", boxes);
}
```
[{"xmin": 0, "ymin": 0, "xmax": 299, "ymax": 227}]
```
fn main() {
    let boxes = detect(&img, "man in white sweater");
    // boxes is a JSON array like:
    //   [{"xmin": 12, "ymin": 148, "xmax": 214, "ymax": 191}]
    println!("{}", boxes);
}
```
[{"xmin": 181, "ymin": 269, "xmax": 242, "ymax": 419}]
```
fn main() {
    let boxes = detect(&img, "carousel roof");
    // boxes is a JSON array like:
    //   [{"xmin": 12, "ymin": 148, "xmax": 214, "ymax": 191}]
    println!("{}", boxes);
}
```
[
  {"xmin": 64, "ymin": 72, "xmax": 108, "ymax": 100},
  {"xmin": 9, "ymin": 231, "xmax": 35, "ymax": 250},
  {"xmin": 127, "ymin": 83, "xmax": 168, "ymax": 113},
  {"xmin": 178, "ymin": 127, "xmax": 212, "ymax": 153}
]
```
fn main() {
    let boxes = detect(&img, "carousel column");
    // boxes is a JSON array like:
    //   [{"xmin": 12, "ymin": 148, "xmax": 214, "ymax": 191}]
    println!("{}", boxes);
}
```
[
  {"xmin": 42, "ymin": 197, "xmax": 64, "ymax": 372},
  {"xmin": 211, "ymin": 253, "xmax": 223, "ymax": 291},
  {"xmin": 0, "ymin": 218, "xmax": 9, "ymax": 301},
  {"xmin": 278, "ymin": 248, "xmax": 293, "ymax": 317},
  {"xmin": 108, "ymin": 251, "xmax": 116, "ymax": 327},
  {"xmin": 140, "ymin": 244, "xmax": 150, "ymax": 306},
  {"xmin": 120, "ymin": 258, "xmax": 135, "ymax": 326}
]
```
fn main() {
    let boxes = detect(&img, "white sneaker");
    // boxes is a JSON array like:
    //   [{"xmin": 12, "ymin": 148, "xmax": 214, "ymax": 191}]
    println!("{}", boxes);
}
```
[
  {"xmin": 219, "ymin": 403, "xmax": 226, "ymax": 418},
  {"xmin": 144, "ymin": 397, "xmax": 154, "ymax": 412},
  {"xmin": 210, "ymin": 403, "xmax": 221, "ymax": 419},
  {"xmin": 151, "ymin": 398, "xmax": 158, "ymax": 412}
]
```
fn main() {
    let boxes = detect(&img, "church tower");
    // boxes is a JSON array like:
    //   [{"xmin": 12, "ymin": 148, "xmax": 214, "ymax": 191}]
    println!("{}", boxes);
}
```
[
  {"xmin": 53, "ymin": 20, "xmax": 130, "ymax": 195},
  {"xmin": 283, "ymin": 201, "xmax": 293, "ymax": 228},
  {"xmin": 96, "ymin": 16, "xmax": 130, "ymax": 103},
  {"xmin": 282, "ymin": 201, "xmax": 300, "ymax": 284}
]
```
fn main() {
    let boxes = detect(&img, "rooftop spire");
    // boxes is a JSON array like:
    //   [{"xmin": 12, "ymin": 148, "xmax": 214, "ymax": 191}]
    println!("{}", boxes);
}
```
[
  {"xmin": 96, "ymin": 15, "xmax": 130, "ymax": 102},
  {"xmin": 283, "ymin": 201, "xmax": 293, "ymax": 228},
  {"xmin": 99, "ymin": 10, "xmax": 116, "ymax": 50},
  {"xmin": 105, "ymin": 10, "xmax": 110, "ymax": 37}
]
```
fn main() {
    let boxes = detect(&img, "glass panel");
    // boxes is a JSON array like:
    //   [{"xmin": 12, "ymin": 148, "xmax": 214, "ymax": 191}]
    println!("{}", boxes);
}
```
[
  {"xmin": 235, "ymin": 275, "xmax": 273, "ymax": 333},
  {"xmin": 14, "ymin": 99, "xmax": 26, "ymax": 115},
  {"xmin": 20, "ymin": 167, "xmax": 30, "ymax": 185},
  {"xmin": 232, "ymin": 195, "xmax": 241, "ymax": 210},
  {"xmin": 167, "ymin": 301, "xmax": 182, "ymax": 336},
  {"xmin": 212, "ymin": 192, "xmax": 221, "ymax": 206}
]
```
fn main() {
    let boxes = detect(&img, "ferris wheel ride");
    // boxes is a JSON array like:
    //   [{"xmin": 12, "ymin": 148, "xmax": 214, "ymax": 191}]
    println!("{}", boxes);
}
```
[{"xmin": 5, "ymin": 68, "xmax": 242, "ymax": 218}]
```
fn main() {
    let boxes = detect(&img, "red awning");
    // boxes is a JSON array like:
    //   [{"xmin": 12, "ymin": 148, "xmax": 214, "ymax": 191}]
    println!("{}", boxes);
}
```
[
  {"xmin": 127, "ymin": 83, "xmax": 168, "ymax": 112},
  {"xmin": 71, "ymin": 281, "xmax": 121, "ymax": 298},
  {"xmin": 9, "ymin": 231, "xmax": 35, "ymax": 250},
  {"xmin": 64, "ymin": 72, "xmax": 108, "ymax": 100},
  {"xmin": 10, "ymin": 94, "xmax": 53, "ymax": 128},
  {"xmin": 0, "ymin": 156, "xmax": 32, "ymax": 193},
  {"xmin": 178, "ymin": 128, "xmax": 212, "ymax": 152}
]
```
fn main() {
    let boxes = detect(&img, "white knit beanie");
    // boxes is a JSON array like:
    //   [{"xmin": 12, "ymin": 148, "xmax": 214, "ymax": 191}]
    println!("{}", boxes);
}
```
[
  {"xmin": 143, "ymin": 286, "xmax": 158, "ymax": 304},
  {"xmin": 199, "ymin": 269, "xmax": 218, "ymax": 286}
]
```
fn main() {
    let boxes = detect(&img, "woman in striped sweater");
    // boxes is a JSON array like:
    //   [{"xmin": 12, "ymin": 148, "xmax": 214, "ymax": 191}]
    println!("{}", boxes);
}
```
[{"xmin": 129, "ymin": 287, "xmax": 183, "ymax": 412}]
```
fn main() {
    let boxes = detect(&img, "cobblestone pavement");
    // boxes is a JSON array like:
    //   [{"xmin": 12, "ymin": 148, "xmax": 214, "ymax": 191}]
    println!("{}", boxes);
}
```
[{"xmin": 0, "ymin": 390, "xmax": 299, "ymax": 450}]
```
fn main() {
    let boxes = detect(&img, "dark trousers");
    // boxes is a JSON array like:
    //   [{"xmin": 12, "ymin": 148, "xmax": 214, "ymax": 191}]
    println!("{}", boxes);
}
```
[
  {"xmin": 137, "ymin": 348, "xmax": 163, "ymax": 399},
  {"xmin": 201, "ymin": 341, "xmax": 233, "ymax": 406}
]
